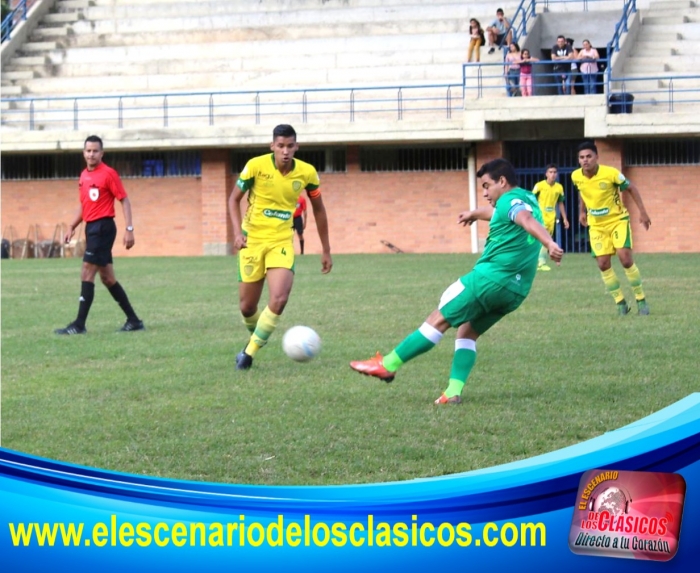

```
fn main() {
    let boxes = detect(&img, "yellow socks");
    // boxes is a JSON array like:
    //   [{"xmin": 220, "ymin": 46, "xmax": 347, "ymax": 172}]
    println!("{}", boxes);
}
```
[
  {"xmin": 600, "ymin": 268, "xmax": 625, "ymax": 304},
  {"xmin": 624, "ymin": 264, "xmax": 646, "ymax": 301},
  {"xmin": 244, "ymin": 306, "xmax": 280, "ymax": 357}
]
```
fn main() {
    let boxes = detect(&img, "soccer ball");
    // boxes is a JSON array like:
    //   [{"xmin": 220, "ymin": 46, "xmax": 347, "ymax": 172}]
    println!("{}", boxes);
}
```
[{"xmin": 282, "ymin": 326, "xmax": 321, "ymax": 362}]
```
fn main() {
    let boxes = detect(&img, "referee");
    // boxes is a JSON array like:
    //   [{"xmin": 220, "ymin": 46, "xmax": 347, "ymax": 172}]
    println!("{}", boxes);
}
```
[{"xmin": 55, "ymin": 135, "xmax": 144, "ymax": 335}]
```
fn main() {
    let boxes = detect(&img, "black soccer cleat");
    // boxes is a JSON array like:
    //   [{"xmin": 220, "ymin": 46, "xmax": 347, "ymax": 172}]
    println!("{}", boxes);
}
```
[
  {"xmin": 119, "ymin": 319, "xmax": 145, "ymax": 332},
  {"xmin": 236, "ymin": 349, "xmax": 253, "ymax": 370},
  {"xmin": 54, "ymin": 322, "xmax": 87, "ymax": 335}
]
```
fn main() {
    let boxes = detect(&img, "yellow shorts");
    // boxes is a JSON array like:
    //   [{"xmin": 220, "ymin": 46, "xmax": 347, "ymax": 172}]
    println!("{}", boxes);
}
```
[
  {"xmin": 237, "ymin": 239, "xmax": 295, "ymax": 283},
  {"xmin": 588, "ymin": 218, "xmax": 632, "ymax": 257},
  {"xmin": 542, "ymin": 214, "xmax": 556, "ymax": 236}
]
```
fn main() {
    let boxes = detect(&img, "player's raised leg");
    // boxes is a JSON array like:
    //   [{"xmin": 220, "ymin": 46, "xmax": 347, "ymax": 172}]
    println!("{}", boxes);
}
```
[{"xmin": 350, "ymin": 309, "xmax": 448, "ymax": 382}]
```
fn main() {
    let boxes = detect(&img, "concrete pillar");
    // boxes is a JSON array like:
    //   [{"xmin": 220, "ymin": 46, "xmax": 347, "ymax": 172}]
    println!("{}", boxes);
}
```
[{"xmin": 200, "ymin": 148, "xmax": 232, "ymax": 255}]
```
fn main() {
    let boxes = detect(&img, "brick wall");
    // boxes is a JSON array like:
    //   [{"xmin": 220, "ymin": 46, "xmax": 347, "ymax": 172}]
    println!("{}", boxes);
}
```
[
  {"xmin": 1, "ymin": 177, "xmax": 203, "ymax": 257},
  {"xmin": 2, "ymin": 141, "xmax": 698, "ymax": 257}
]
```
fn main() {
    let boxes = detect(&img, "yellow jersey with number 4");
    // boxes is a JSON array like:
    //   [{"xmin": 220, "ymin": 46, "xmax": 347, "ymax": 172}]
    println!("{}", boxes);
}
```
[
  {"xmin": 571, "ymin": 165, "xmax": 630, "ymax": 226},
  {"xmin": 237, "ymin": 154, "xmax": 320, "ymax": 242}
]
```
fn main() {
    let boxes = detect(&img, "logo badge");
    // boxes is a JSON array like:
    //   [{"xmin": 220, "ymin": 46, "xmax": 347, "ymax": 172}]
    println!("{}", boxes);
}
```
[
  {"xmin": 89, "ymin": 186, "xmax": 100, "ymax": 201},
  {"xmin": 569, "ymin": 469, "xmax": 686, "ymax": 561},
  {"xmin": 293, "ymin": 181, "xmax": 302, "ymax": 191}
]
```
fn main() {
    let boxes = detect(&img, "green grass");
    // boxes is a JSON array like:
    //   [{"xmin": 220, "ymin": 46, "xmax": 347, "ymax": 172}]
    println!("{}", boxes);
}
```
[{"xmin": 1, "ymin": 253, "xmax": 698, "ymax": 486}]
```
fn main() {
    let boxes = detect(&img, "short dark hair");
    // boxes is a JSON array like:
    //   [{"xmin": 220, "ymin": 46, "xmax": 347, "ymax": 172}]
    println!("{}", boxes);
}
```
[
  {"xmin": 577, "ymin": 140, "xmax": 598, "ymax": 155},
  {"xmin": 557, "ymin": 35, "xmax": 566, "ymax": 41},
  {"xmin": 84, "ymin": 135, "xmax": 103, "ymax": 149},
  {"xmin": 497, "ymin": 8, "xmax": 504, "ymax": 15},
  {"xmin": 273, "ymin": 124, "xmax": 297, "ymax": 139},
  {"xmin": 476, "ymin": 158, "xmax": 518, "ymax": 186},
  {"xmin": 546, "ymin": 163, "xmax": 558, "ymax": 171}
]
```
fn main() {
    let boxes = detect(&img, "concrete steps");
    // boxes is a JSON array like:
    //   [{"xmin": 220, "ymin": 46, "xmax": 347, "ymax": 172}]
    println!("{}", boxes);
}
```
[
  {"xmin": 8, "ymin": 61, "xmax": 463, "ymax": 97},
  {"xmin": 9, "ymin": 47, "xmax": 462, "ymax": 81}
]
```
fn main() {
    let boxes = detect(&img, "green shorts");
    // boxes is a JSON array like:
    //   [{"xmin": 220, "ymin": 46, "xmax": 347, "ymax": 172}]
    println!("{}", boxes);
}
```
[{"xmin": 438, "ymin": 271, "xmax": 526, "ymax": 335}]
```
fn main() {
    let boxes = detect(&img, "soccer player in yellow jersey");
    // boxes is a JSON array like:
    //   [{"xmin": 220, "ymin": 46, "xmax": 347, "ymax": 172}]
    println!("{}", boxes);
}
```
[
  {"xmin": 532, "ymin": 164, "xmax": 570, "ymax": 271},
  {"xmin": 228, "ymin": 124, "xmax": 332, "ymax": 370},
  {"xmin": 571, "ymin": 141, "xmax": 651, "ymax": 315}
]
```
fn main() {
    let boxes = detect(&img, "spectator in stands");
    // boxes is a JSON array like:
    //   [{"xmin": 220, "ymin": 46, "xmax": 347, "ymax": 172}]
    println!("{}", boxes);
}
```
[
  {"xmin": 504, "ymin": 42, "xmax": 521, "ymax": 97},
  {"xmin": 467, "ymin": 18, "xmax": 485, "ymax": 62},
  {"xmin": 486, "ymin": 8, "xmax": 512, "ymax": 54},
  {"xmin": 518, "ymin": 48, "xmax": 540, "ymax": 97},
  {"xmin": 551, "ymin": 35, "xmax": 574, "ymax": 95},
  {"xmin": 578, "ymin": 39, "xmax": 600, "ymax": 94},
  {"xmin": 567, "ymin": 38, "xmax": 580, "ymax": 95}
]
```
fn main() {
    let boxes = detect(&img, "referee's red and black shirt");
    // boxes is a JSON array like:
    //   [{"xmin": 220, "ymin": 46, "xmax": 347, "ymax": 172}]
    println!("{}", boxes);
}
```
[{"xmin": 79, "ymin": 162, "xmax": 127, "ymax": 222}]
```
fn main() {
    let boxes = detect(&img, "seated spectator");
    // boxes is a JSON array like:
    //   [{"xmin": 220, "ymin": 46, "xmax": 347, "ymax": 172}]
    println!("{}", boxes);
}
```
[
  {"xmin": 551, "ymin": 35, "xmax": 574, "ymax": 95},
  {"xmin": 486, "ymin": 8, "xmax": 512, "ymax": 54},
  {"xmin": 467, "ymin": 18, "xmax": 485, "ymax": 62},
  {"xmin": 578, "ymin": 39, "xmax": 601, "ymax": 94},
  {"xmin": 518, "ymin": 49, "xmax": 540, "ymax": 97}
]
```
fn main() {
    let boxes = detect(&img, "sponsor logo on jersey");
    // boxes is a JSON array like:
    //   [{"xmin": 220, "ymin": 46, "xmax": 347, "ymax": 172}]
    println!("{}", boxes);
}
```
[
  {"xmin": 263, "ymin": 209, "xmax": 292, "ymax": 221},
  {"xmin": 590, "ymin": 208, "xmax": 610, "ymax": 216}
]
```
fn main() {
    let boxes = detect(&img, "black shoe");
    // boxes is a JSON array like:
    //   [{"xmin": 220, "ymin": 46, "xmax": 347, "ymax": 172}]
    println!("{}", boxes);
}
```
[
  {"xmin": 617, "ymin": 301, "xmax": 630, "ymax": 316},
  {"xmin": 54, "ymin": 322, "xmax": 87, "ymax": 335},
  {"xmin": 119, "ymin": 319, "xmax": 145, "ymax": 332},
  {"xmin": 488, "ymin": 47, "xmax": 495, "ymax": 54},
  {"xmin": 236, "ymin": 349, "xmax": 253, "ymax": 370}
]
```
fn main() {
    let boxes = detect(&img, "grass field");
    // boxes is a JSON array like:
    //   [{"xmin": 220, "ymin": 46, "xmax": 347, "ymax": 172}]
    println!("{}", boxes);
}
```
[{"xmin": 1, "ymin": 253, "xmax": 697, "ymax": 486}]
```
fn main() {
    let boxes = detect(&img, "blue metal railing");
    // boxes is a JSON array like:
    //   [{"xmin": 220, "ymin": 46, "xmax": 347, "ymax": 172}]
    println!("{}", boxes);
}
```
[
  {"xmin": 1, "ymin": 0, "xmax": 30, "ymax": 42},
  {"xmin": 605, "ymin": 0, "xmax": 637, "ymax": 98},
  {"xmin": 463, "ymin": 59, "xmax": 608, "ymax": 97},
  {"xmin": 0, "ymin": 84, "xmax": 464, "ymax": 131},
  {"xmin": 509, "ymin": 0, "xmax": 538, "ymax": 51}
]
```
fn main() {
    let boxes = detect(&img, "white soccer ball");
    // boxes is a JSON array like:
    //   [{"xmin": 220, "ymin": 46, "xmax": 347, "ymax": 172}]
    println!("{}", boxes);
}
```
[{"xmin": 282, "ymin": 325, "xmax": 321, "ymax": 362}]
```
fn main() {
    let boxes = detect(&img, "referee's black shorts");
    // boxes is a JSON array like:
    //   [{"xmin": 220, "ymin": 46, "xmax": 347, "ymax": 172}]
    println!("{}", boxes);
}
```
[
  {"xmin": 83, "ymin": 217, "xmax": 117, "ymax": 266},
  {"xmin": 293, "ymin": 215, "xmax": 304, "ymax": 235}
]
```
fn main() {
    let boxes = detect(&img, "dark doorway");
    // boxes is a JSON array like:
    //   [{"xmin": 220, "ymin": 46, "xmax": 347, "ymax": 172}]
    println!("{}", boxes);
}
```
[{"xmin": 506, "ymin": 140, "xmax": 588, "ymax": 253}]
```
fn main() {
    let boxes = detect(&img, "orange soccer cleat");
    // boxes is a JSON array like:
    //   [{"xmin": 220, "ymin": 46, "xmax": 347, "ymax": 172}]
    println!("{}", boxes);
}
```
[
  {"xmin": 349, "ymin": 352, "xmax": 395, "ymax": 382},
  {"xmin": 434, "ymin": 393, "xmax": 462, "ymax": 405}
]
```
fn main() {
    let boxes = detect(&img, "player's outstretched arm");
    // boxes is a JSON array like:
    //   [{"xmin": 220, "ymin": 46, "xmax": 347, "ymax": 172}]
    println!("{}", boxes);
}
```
[
  {"xmin": 625, "ymin": 181, "xmax": 652, "ymax": 230},
  {"xmin": 309, "ymin": 194, "xmax": 332, "ymax": 274},
  {"xmin": 514, "ymin": 210, "xmax": 564, "ymax": 264},
  {"xmin": 458, "ymin": 206, "xmax": 494, "ymax": 226},
  {"xmin": 559, "ymin": 202, "xmax": 570, "ymax": 229},
  {"xmin": 228, "ymin": 185, "xmax": 247, "ymax": 253}
]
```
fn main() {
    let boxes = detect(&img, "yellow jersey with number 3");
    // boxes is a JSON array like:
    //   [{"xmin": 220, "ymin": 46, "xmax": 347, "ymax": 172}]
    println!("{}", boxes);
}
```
[
  {"xmin": 571, "ymin": 165, "xmax": 630, "ymax": 226},
  {"xmin": 237, "ymin": 154, "xmax": 320, "ymax": 242}
]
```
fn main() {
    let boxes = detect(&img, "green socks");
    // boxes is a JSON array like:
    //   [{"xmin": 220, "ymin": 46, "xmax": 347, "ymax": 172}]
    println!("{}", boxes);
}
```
[
  {"xmin": 382, "ymin": 323, "xmax": 443, "ymax": 372},
  {"xmin": 444, "ymin": 339, "xmax": 477, "ymax": 399}
]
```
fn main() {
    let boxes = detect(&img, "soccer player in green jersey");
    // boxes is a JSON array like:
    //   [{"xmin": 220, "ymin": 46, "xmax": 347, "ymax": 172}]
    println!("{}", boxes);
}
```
[
  {"xmin": 350, "ymin": 158, "xmax": 563, "ymax": 404},
  {"xmin": 532, "ymin": 164, "xmax": 570, "ymax": 271},
  {"xmin": 572, "ymin": 141, "xmax": 651, "ymax": 315},
  {"xmin": 229, "ymin": 124, "xmax": 332, "ymax": 370}
]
